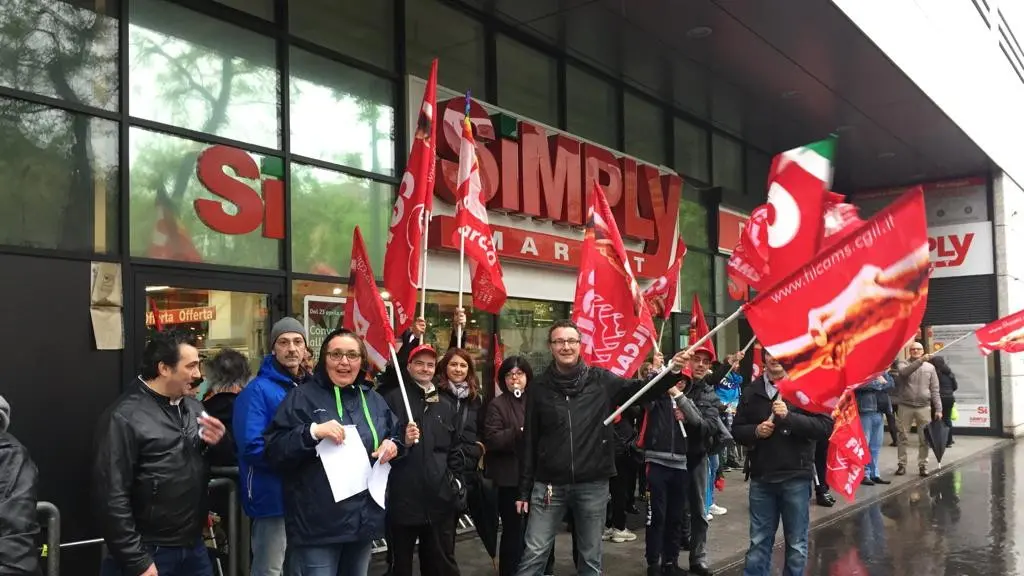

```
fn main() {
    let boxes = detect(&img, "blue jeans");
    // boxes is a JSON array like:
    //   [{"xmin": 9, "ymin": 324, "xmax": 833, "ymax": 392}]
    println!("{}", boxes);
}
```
[
  {"xmin": 515, "ymin": 480, "xmax": 608, "ymax": 576},
  {"xmin": 742, "ymin": 478, "xmax": 812, "ymax": 576},
  {"xmin": 289, "ymin": 541, "xmax": 373, "ymax": 576},
  {"xmin": 100, "ymin": 538, "xmax": 212, "ymax": 576},
  {"xmin": 252, "ymin": 516, "xmax": 288, "ymax": 576},
  {"xmin": 705, "ymin": 454, "xmax": 719, "ymax": 513},
  {"xmin": 861, "ymin": 412, "xmax": 884, "ymax": 479}
]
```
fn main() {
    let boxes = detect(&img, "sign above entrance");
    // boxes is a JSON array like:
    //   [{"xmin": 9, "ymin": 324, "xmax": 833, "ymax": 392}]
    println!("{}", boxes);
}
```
[
  {"xmin": 423, "ymin": 94, "xmax": 682, "ymax": 279},
  {"xmin": 194, "ymin": 145, "xmax": 285, "ymax": 240},
  {"xmin": 145, "ymin": 306, "xmax": 216, "ymax": 326}
]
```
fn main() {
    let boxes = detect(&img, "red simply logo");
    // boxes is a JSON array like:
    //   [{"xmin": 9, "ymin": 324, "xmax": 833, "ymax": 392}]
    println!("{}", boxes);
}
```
[
  {"xmin": 927, "ymin": 232, "xmax": 973, "ymax": 268},
  {"xmin": 194, "ymin": 145, "xmax": 285, "ymax": 240}
]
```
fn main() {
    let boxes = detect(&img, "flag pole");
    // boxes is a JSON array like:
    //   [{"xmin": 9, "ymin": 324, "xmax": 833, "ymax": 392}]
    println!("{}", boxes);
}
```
[
  {"xmin": 455, "ymin": 90, "xmax": 472, "ymax": 344},
  {"xmin": 604, "ymin": 305, "xmax": 746, "ymax": 426},
  {"xmin": 656, "ymin": 318, "xmax": 668, "ymax": 355},
  {"xmin": 934, "ymin": 331, "xmax": 974, "ymax": 351},
  {"xmin": 418, "ymin": 211, "xmax": 430, "ymax": 320},
  {"xmin": 389, "ymin": 343, "xmax": 418, "ymax": 444},
  {"xmin": 719, "ymin": 335, "xmax": 758, "ymax": 384}
]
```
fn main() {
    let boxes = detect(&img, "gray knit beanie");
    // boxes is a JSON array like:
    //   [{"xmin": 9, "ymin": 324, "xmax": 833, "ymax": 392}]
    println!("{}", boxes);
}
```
[
  {"xmin": 271, "ymin": 317, "xmax": 307, "ymax": 346},
  {"xmin": 0, "ymin": 395, "xmax": 10, "ymax": 432}
]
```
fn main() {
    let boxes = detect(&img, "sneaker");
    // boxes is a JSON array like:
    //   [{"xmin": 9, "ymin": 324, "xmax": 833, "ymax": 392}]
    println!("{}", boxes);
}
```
[
  {"xmin": 705, "ymin": 513, "xmax": 714, "ymax": 522},
  {"xmin": 709, "ymin": 504, "xmax": 728, "ymax": 516},
  {"xmin": 895, "ymin": 465, "xmax": 907, "ymax": 476},
  {"xmin": 611, "ymin": 528, "xmax": 637, "ymax": 543},
  {"xmin": 602, "ymin": 527, "xmax": 614, "ymax": 541},
  {"xmin": 919, "ymin": 465, "xmax": 928, "ymax": 477}
]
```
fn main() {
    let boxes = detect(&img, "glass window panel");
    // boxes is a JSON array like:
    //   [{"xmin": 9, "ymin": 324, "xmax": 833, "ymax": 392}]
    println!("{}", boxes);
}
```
[
  {"xmin": 290, "ymin": 0, "xmax": 393, "ymax": 71},
  {"xmin": 290, "ymin": 162, "xmax": 392, "ymax": 276},
  {"xmin": 500, "ymin": 298, "xmax": 571, "ymax": 374},
  {"xmin": 680, "ymin": 250, "xmax": 713, "ymax": 317},
  {"xmin": 679, "ymin": 183, "xmax": 709, "ymax": 249},
  {"xmin": 496, "ymin": 35, "xmax": 557, "ymax": 126},
  {"xmin": 128, "ymin": 127, "xmax": 281, "ymax": 268},
  {"xmin": 0, "ymin": 0, "xmax": 119, "ymax": 110},
  {"xmin": 746, "ymin": 147, "xmax": 771, "ymax": 202},
  {"xmin": 712, "ymin": 133, "xmax": 743, "ymax": 195},
  {"xmin": 291, "ymin": 279, "xmax": 395, "ymax": 365},
  {"xmin": 713, "ymin": 314, "xmax": 741, "ymax": 359},
  {"xmin": 289, "ymin": 47, "xmax": 395, "ymax": 176},
  {"xmin": 0, "ymin": 98, "xmax": 119, "ymax": 252},
  {"xmin": 421, "ymin": 291, "xmax": 495, "ymax": 383},
  {"xmin": 624, "ymin": 93, "xmax": 666, "ymax": 165},
  {"xmin": 128, "ymin": 0, "xmax": 280, "ymax": 148},
  {"xmin": 213, "ymin": 0, "xmax": 274, "ymax": 21},
  {"xmin": 566, "ymin": 65, "xmax": 618, "ymax": 148},
  {"xmin": 674, "ymin": 118, "xmax": 709, "ymax": 183},
  {"xmin": 713, "ymin": 255, "xmax": 742, "ymax": 316},
  {"xmin": 406, "ymin": 0, "xmax": 485, "ymax": 98}
]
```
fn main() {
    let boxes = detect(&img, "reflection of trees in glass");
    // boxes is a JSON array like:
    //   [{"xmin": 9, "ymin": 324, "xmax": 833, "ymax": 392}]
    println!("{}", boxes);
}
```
[
  {"xmin": 128, "ymin": 128, "xmax": 279, "ymax": 268},
  {"xmin": 681, "ymin": 251, "xmax": 713, "ymax": 314},
  {"xmin": 0, "ymin": 0, "xmax": 118, "ymax": 109},
  {"xmin": 679, "ymin": 197, "xmax": 708, "ymax": 248},
  {"xmin": 0, "ymin": 98, "xmax": 118, "ymax": 251},
  {"xmin": 290, "ymin": 163, "xmax": 391, "ymax": 275}
]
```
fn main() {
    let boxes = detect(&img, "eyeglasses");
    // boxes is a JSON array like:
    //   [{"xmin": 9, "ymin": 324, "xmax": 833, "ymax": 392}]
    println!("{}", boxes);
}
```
[
  {"xmin": 326, "ymin": 350, "xmax": 361, "ymax": 362},
  {"xmin": 505, "ymin": 370, "xmax": 526, "ymax": 380},
  {"xmin": 550, "ymin": 338, "xmax": 581, "ymax": 347}
]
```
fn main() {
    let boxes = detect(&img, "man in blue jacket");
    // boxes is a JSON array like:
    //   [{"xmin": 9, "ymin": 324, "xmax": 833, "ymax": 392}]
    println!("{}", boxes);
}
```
[{"xmin": 234, "ymin": 318, "xmax": 308, "ymax": 576}]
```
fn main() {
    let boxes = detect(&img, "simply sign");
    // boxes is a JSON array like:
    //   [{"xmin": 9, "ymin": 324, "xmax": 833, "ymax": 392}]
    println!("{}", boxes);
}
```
[
  {"xmin": 427, "ymin": 97, "xmax": 682, "ymax": 279},
  {"xmin": 194, "ymin": 145, "xmax": 285, "ymax": 240},
  {"xmin": 927, "ymin": 221, "xmax": 993, "ymax": 278}
]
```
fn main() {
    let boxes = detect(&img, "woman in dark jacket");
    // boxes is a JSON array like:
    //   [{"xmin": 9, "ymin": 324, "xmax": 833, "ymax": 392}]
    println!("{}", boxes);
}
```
[
  {"xmin": 931, "ymin": 355, "xmax": 958, "ymax": 447},
  {"xmin": 264, "ymin": 329, "xmax": 412, "ymax": 576}
]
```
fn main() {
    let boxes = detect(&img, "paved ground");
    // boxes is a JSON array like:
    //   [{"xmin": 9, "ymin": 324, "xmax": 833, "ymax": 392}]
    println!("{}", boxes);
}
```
[{"xmin": 369, "ymin": 435, "xmax": 1008, "ymax": 575}]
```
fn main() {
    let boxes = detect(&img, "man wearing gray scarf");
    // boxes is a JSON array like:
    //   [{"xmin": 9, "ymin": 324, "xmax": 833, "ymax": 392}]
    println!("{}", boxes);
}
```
[{"xmin": 0, "ymin": 395, "xmax": 42, "ymax": 575}]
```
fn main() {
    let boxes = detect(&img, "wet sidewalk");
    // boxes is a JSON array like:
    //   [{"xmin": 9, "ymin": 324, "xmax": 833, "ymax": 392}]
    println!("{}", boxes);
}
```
[{"xmin": 370, "ymin": 435, "xmax": 1008, "ymax": 575}]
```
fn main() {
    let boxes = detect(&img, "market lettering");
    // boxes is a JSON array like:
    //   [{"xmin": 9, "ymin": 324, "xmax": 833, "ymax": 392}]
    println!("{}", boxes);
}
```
[
  {"xmin": 433, "ymin": 98, "xmax": 680, "ymax": 254},
  {"xmin": 928, "ymin": 232, "xmax": 974, "ymax": 267},
  {"xmin": 194, "ymin": 145, "xmax": 285, "ymax": 240}
]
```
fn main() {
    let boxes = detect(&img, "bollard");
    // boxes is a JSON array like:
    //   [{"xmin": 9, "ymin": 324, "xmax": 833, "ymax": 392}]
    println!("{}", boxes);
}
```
[
  {"xmin": 36, "ymin": 501, "xmax": 60, "ymax": 576},
  {"xmin": 208, "ymin": 477, "xmax": 238, "ymax": 576}
]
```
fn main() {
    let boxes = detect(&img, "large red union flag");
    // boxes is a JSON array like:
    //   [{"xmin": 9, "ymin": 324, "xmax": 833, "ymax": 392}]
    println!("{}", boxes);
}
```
[
  {"xmin": 746, "ymin": 187, "xmax": 930, "ymax": 413},
  {"xmin": 642, "ymin": 236, "xmax": 686, "ymax": 319},
  {"xmin": 344, "ymin": 227, "xmax": 397, "ymax": 372},
  {"xmin": 452, "ymin": 111, "xmax": 507, "ymax": 314},
  {"xmin": 383, "ymin": 59, "xmax": 437, "ymax": 334},
  {"xmin": 977, "ymin": 309, "xmax": 1024, "ymax": 355},
  {"xmin": 826, "ymin": 391, "xmax": 871, "ymax": 501},
  {"xmin": 573, "ymin": 182, "xmax": 657, "ymax": 377}
]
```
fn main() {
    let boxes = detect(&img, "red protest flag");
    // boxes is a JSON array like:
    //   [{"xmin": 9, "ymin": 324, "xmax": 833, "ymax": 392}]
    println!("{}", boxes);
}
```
[
  {"xmin": 826, "ymin": 391, "xmax": 871, "ymax": 501},
  {"xmin": 383, "ymin": 59, "xmax": 437, "ymax": 335},
  {"xmin": 746, "ymin": 187, "xmax": 931, "ymax": 414},
  {"xmin": 573, "ymin": 182, "xmax": 657, "ymax": 377},
  {"xmin": 726, "ymin": 205, "xmax": 772, "ymax": 291},
  {"xmin": 344, "ymin": 227, "xmax": 397, "ymax": 373},
  {"xmin": 821, "ymin": 191, "xmax": 865, "ymax": 250},
  {"xmin": 688, "ymin": 294, "xmax": 716, "ymax": 361},
  {"xmin": 452, "ymin": 110, "xmax": 507, "ymax": 314},
  {"xmin": 642, "ymin": 237, "xmax": 687, "ymax": 319},
  {"xmin": 977, "ymin": 309, "xmax": 1024, "ymax": 355},
  {"xmin": 751, "ymin": 342, "xmax": 764, "ymax": 380}
]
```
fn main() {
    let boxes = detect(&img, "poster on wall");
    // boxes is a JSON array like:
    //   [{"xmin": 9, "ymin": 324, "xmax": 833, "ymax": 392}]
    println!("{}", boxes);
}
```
[
  {"xmin": 303, "ymin": 296, "xmax": 395, "ymax": 363},
  {"xmin": 929, "ymin": 324, "xmax": 991, "ymax": 428}
]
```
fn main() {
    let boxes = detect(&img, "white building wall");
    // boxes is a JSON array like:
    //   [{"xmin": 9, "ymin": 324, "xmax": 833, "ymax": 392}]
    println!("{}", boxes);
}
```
[{"xmin": 994, "ymin": 172, "xmax": 1024, "ymax": 436}]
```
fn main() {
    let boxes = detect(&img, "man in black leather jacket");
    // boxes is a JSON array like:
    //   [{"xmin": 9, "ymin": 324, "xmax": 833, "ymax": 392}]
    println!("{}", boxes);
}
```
[
  {"xmin": 93, "ymin": 330, "xmax": 226, "ymax": 576},
  {"xmin": 0, "ymin": 395, "xmax": 41, "ymax": 575},
  {"xmin": 514, "ymin": 320, "xmax": 690, "ymax": 576}
]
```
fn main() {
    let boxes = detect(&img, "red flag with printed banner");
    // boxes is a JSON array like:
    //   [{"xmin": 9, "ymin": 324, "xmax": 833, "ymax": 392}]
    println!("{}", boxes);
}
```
[
  {"xmin": 688, "ymin": 295, "xmax": 716, "ymax": 360},
  {"xmin": 452, "ymin": 112, "xmax": 507, "ymax": 314},
  {"xmin": 751, "ymin": 343, "xmax": 764, "ymax": 380},
  {"xmin": 344, "ymin": 227, "xmax": 397, "ymax": 373},
  {"xmin": 821, "ymin": 191, "xmax": 865, "ymax": 250},
  {"xmin": 976, "ymin": 309, "xmax": 1024, "ymax": 355},
  {"xmin": 642, "ymin": 237, "xmax": 687, "ymax": 319},
  {"xmin": 746, "ymin": 187, "xmax": 930, "ymax": 415},
  {"xmin": 573, "ymin": 182, "xmax": 657, "ymax": 377},
  {"xmin": 826, "ymin": 391, "xmax": 871, "ymax": 501},
  {"xmin": 384, "ymin": 59, "xmax": 437, "ymax": 335}
]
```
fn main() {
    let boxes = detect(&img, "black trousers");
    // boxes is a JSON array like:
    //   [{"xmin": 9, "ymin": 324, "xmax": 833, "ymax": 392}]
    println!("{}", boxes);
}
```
[
  {"xmin": 942, "ymin": 397, "xmax": 955, "ymax": 444},
  {"xmin": 389, "ymin": 517, "xmax": 460, "ymax": 576},
  {"xmin": 645, "ymin": 463, "xmax": 686, "ymax": 567},
  {"xmin": 622, "ymin": 456, "xmax": 639, "ymax": 508},
  {"xmin": 887, "ymin": 406, "xmax": 900, "ymax": 445},
  {"xmin": 496, "ymin": 487, "xmax": 556, "ymax": 576},
  {"xmin": 606, "ymin": 455, "xmax": 632, "ymax": 530},
  {"xmin": 814, "ymin": 439, "xmax": 829, "ymax": 491}
]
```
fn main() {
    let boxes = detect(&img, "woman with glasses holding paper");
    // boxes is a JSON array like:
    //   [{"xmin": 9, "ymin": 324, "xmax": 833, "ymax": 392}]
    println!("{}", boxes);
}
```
[{"xmin": 264, "ymin": 328, "xmax": 417, "ymax": 576}]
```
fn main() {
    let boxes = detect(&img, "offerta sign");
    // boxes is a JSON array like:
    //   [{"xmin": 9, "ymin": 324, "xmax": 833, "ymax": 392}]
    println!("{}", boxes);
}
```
[{"xmin": 928, "ymin": 221, "xmax": 993, "ymax": 278}]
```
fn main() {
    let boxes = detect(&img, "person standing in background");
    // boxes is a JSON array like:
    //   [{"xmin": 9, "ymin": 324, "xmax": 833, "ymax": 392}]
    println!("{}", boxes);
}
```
[
  {"xmin": 931, "ymin": 356, "xmax": 958, "ymax": 447},
  {"xmin": 202, "ymin": 348, "xmax": 251, "ymax": 468},
  {"xmin": 894, "ymin": 342, "xmax": 942, "ymax": 477},
  {"xmin": 856, "ymin": 372, "xmax": 894, "ymax": 486},
  {"xmin": 0, "ymin": 395, "xmax": 41, "ymax": 576}
]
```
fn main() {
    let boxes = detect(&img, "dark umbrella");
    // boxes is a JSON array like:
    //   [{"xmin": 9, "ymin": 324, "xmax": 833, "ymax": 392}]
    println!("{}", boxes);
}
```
[
  {"xmin": 923, "ymin": 419, "xmax": 950, "ymax": 463},
  {"xmin": 466, "ymin": 475, "xmax": 500, "ymax": 563}
]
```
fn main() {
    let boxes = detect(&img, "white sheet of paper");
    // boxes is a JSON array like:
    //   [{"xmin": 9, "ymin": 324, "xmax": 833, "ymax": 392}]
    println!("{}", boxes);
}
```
[
  {"xmin": 316, "ymin": 425, "xmax": 371, "ymax": 503},
  {"xmin": 368, "ymin": 460, "xmax": 391, "ymax": 509}
]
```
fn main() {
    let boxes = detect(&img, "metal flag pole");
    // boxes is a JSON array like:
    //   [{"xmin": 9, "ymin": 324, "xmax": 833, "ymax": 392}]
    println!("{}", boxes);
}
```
[
  {"xmin": 418, "ymin": 210, "xmax": 430, "ymax": 320},
  {"xmin": 457, "ymin": 234, "xmax": 466, "ymax": 343},
  {"xmin": 656, "ymin": 317, "xmax": 668, "ymax": 354},
  {"xmin": 934, "ymin": 331, "xmax": 974, "ymax": 351},
  {"xmin": 719, "ymin": 335, "xmax": 759, "ymax": 383},
  {"xmin": 604, "ymin": 306, "xmax": 746, "ymax": 426},
  {"xmin": 389, "ymin": 343, "xmax": 418, "ymax": 444}
]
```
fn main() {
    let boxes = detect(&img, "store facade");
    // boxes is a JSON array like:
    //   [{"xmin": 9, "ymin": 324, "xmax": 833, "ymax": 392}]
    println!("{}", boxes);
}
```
[{"xmin": 0, "ymin": 0, "xmax": 1015, "ymax": 570}]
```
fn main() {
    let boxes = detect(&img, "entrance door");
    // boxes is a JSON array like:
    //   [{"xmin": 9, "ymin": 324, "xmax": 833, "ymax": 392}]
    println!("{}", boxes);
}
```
[{"xmin": 129, "ymin": 268, "xmax": 285, "ymax": 392}]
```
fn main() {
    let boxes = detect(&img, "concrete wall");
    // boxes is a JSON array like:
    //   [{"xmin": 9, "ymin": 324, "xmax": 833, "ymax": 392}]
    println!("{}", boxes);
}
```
[{"xmin": 994, "ymin": 172, "xmax": 1024, "ymax": 436}]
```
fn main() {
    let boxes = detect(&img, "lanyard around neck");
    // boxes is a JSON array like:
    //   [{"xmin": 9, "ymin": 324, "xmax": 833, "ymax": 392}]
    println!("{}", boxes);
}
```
[{"xmin": 334, "ymin": 385, "xmax": 380, "ymax": 451}]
